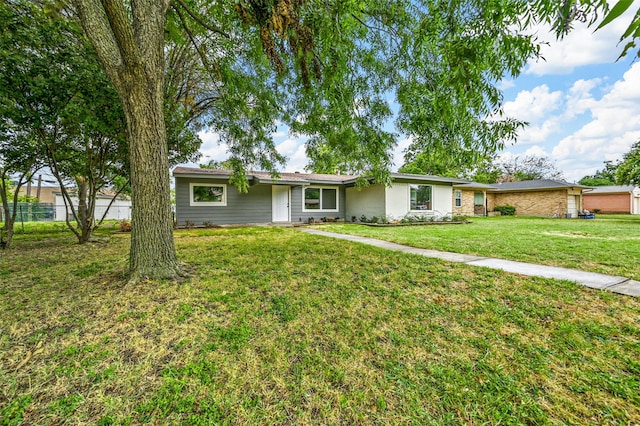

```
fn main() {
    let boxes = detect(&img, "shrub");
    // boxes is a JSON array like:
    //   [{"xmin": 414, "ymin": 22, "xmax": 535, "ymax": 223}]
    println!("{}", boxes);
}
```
[
  {"xmin": 119, "ymin": 220, "xmax": 131, "ymax": 232},
  {"xmin": 494, "ymin": 205, "xmax": 516, "ymax": 216},
  {"xmin": 185, "ymin": 220, "xmax": 195, "ymax": 229}
]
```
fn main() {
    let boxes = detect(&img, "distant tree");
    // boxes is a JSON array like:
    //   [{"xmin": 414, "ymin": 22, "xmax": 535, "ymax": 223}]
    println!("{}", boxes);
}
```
[
  {"xmin": 469, "ymin": 161, "xmax": 503, "ymax": 184},
  {"xmin": 0, "ymin": 133, "xmax": 42, "ymax": 249},
  {"xmin": 399, "ymin": 152, "xmax": 563, "ymax": 184},
  {"xmin": 579, "ymin": 161, "xmax": 619, "ymax": 186},
  {"xmin": 400, "ymin": 147, "xmax": 493, "ymax": 178},
  {"xmin": 495, "ymin": 155, "xmax": 565, "ymax": 182},
  {"xmin": 616, "ymin": 141, "xmax": 640, "ymax": 185},
  {"xmin": 199, "ymin": 159, "xmax": 233, "ymax": 170},
  {"xmin": 1, "ymin": 1, "xmax": 200, "ymax": 246},
  {"xmin": 0, "ymin": 0, "xmax": 131, "ymax": 244}
]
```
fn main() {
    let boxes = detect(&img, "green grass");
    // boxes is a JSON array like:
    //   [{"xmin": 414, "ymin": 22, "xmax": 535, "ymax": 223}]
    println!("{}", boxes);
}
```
[
  {"xmin": 321, "ymin": 215, "xmax": 640, "ymax": 280},
  {"xmin": 1, "ymin": 223, "xmax": 640, "ymax": 424}
]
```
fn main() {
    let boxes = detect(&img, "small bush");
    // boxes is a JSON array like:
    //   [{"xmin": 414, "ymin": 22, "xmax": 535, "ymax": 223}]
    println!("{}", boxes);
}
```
[
  {"xmin": 119, "ymin": 220, "xmax": 132, "ymax": 232},
  {"xmin": 592, "ymin": 208, "xmax": 601, "ymax": 214},
  {"xmin": 185, "ymin": 220, "xmax": 195, "ymax": 229},
  {"xmin": 494, "ymin": 205, "xmax": 516, "ymax": 216}
]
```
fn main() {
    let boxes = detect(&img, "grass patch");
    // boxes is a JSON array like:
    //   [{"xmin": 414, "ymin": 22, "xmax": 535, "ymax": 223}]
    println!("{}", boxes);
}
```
[
  {"xmin": 1, "ymin": 224, "xmax": 639, "ymax": 424},
  {"xmin": 321, "ymin": 215, "xmax": 640, "ymax": 279}
]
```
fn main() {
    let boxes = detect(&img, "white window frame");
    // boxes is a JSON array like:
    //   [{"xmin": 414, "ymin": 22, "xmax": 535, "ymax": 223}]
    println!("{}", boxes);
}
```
[
  {"xmin": 454, "ymin": 190, "xmax": 462, "ymax": 207},
  {"xmin": 189, "ymin": 182, "xmax": 227, "ymax": 206},
  {"xmin": 409, "ymin": 184, "xmax": 433, "ymax": 212},
  {"xmin": 302, "ymin": 186, "xmax": 339, "ymax": 213}
]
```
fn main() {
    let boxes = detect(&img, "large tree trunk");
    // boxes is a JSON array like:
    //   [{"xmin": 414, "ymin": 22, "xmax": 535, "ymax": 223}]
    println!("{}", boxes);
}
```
[
  {"xmin": 73, "ymin": 0, "xmax": 180, "ymax": 280},
  {"xmin": 118, "ymin": 66, "xmax": 180, "ymax": 281}
]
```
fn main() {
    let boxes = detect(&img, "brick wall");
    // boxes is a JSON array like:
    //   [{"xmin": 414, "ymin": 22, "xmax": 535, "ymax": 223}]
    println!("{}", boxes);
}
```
[
  {"xmin": 488, "ymin": 190, "xmax": 568, "ymax": 217},
  {"xmin": 583, "ymin": 193, "xmax": 630, "ymax": 213},
  {"xmin": 452, "ymin": 190, "xmax": 476, "ymax": 216}
]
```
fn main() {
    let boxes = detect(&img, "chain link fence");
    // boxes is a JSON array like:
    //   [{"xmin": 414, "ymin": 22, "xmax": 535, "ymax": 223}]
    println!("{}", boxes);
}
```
[{"xmin": 1, "ymin": 203, "xmax": 55, "ymax": 222}]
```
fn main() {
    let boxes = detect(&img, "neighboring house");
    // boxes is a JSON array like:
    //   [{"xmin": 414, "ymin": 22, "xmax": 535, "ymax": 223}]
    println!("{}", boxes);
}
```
[
  {"xmin": 54, "ymin": 191, "xmax": 132, "ymax": 221},
  {"xmin": 583, "ymin": 185, "xmax": 640, "ymax": 214},
  {"xmin": 173, "ymin": 167, "xmax": 467, "ymax": 226},
  {"xmin": 16, "ymin": 184, "xmax": 59, "ymax": 204},
  {"xmin": 16, "ymin": 184, "xmax": 131, "ymax": 221},
  {"xmin": 454, "ymin": 180, "xmax": 590, "ymax": 218}
]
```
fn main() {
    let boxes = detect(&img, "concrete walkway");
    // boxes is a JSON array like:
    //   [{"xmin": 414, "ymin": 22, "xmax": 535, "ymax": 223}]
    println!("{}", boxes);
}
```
[{"xmin": 299, "ymin": 228, "xmax": 640, "ymax": 297}]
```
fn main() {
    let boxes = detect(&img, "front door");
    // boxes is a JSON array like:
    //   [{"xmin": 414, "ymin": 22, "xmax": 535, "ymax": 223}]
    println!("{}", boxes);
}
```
[
  {"xmin": 272, "ymin": 185, "xmax": 290, "ymax": 222},
  {"xmin": 474, "ymin": 191, "xmax": 485, "ymax": 215}
]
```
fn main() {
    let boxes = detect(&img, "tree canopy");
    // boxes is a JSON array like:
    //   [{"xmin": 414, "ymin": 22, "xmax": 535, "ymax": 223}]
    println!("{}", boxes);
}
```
[
  {"xmin": 579, "ymin": 161, "xmax": 619, "ymax": 186},
  {"xmin": 616, "ymin": 141, "xmax": 640, "ymax": 185},
  {"xmin": 66, "ymin": 0, "xmax": 629, "ymax": 279}
]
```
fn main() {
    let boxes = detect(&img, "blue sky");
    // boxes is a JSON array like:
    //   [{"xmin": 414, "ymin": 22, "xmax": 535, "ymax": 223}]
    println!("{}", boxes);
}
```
[{"xmin": 198, "ymin": 9, "xmax": 640, "ymax": 183}]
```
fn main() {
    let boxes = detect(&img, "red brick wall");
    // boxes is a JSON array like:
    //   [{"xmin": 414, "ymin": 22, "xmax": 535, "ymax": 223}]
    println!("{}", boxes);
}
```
[{"xmin": 583, "ymin": 193, "xmax": 630, "ymax": 213}]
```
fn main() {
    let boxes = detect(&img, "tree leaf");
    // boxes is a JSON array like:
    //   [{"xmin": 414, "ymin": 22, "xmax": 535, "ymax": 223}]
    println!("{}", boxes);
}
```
[{"xmin": 596, "ymin": 0, "xmax": 634, "ymax": 30}]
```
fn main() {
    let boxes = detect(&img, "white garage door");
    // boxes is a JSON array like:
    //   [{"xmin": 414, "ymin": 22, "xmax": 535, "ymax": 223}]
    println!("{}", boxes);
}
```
[{"xmin": 567, "ymin": 195, "xmax": 577, "ymax": 218}]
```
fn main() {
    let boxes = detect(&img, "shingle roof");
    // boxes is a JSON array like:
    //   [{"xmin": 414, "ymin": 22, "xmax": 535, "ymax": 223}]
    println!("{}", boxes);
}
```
[
  {"xmin": 489, "ymin": 179, "xmax": 587, "ymax": 191},
  {"xmin": 172, "ymin": 167, "xmax": 355, "ymax": 184},
  {"xmin": 172, "ymin": 167, "xmax": 233, "ymax": 177},
  {"xmin": 172, "ymin": 167, "xmax": 468, "ymax": 185},
  {"xmin": 453, "ymin": 182, "xmax": 496, "ymax": 190},
  {"xmin": 454, "ymin": 179, "xmax": 589, "ymax": 192},
  {"xmin": 583, "ymin": 185, "xmax": 636, "ymax": 194}
]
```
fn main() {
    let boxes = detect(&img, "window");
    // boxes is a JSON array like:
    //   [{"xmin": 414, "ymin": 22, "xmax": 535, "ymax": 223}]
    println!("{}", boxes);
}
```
[
  {"xmin": 190, "ymin": 183, "xmax": 227, "ymax": 206},
  {"xmin": 455, "ymin": 190, "xmax": 462, "ymax": 207},
  {"xmin": 410, "ymin": 184, "xmax": 432, "ymax": 210},
  {"xmin": 303, "ymin": 187, "xmax": 339, "ymax": 212}
]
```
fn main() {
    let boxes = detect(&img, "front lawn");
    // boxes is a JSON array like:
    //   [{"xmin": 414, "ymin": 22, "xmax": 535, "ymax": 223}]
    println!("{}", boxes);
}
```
[
  {"xmin": 1, "ymin": 225, "xmax": 640, "ymax": 424},
  {"xmin": 321, "ymin": 215, "xmax": 640, "ymax": 280}
]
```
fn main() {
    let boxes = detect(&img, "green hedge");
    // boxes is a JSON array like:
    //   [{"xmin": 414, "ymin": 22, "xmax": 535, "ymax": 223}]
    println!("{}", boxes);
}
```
[{"xmin": 494, "ymin": 205, "xmax": 516, "ymax": 216}]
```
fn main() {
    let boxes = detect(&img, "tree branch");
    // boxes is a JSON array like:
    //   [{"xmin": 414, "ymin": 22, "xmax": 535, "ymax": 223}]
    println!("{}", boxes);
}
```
[
  {"xmin": 172, "ymin": 0, "xmax": 230, "ymax": 38},
  {"xmin": 97, "ymin": 179, "xmax": 130, "ymax": 225},
  {"xmin": 101, "ymin": 0, "xmax": 140, "ymax": 68},
  {"xmin": 171, "ymin": 3, "xmax": 222, "ymax": 83},
  {"xmin": 71, "ymin": 0, "xmax": 123, "ymax": 80}
]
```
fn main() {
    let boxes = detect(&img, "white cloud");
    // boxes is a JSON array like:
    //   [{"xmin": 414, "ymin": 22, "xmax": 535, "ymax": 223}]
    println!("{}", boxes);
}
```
[
  {"xmin": 502, "ymin": 85, "xmax": 565, "ymax": 144},
  {"xmin": 548, "ymin": 63, "xmax": 640, "ymax": 181},
  {"xmin": 503, "ymin": 84, "xmax": 563, "ymax": 122},
  {"xmin": 391, "ymin": 136, "xmax": 414, "ymax": 170},
  {"xmin": 497, "ymin": 79, "xmax": 515, "ymax": 91},
  {"xmin": 564, "ymin": 78, "xmax": 601, "ymax": 118},
  {"xmin": 198, "ymin": 130, "xmax": 228, "ymax": 163},
  {"xmin": 522, "ymin": 145, "xmax": 551, "ymax": 158},
  {"xmin": 282, "ymin": 144, "xmax": 309, "ymax": 172},
  {"xmin": 525, "ymin": 7, "xmax": 636, "ymax": 76},
  {"xmin": 275, "ymin": 138, "xmax": 300, "ymax": 156}
]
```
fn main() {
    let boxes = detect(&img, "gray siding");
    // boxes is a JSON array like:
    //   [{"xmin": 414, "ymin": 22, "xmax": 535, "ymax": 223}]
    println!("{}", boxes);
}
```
[
  {"xmin": 175, "ymin": 177, "xmax": 347, "ymax": 225},
  {"xmin": 175, "ymin": 177, "xmax": 272, "ymax": 225},
  {"xmin": 290, "ymin": 185, "xmax": 346, "ymax": 223}
]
